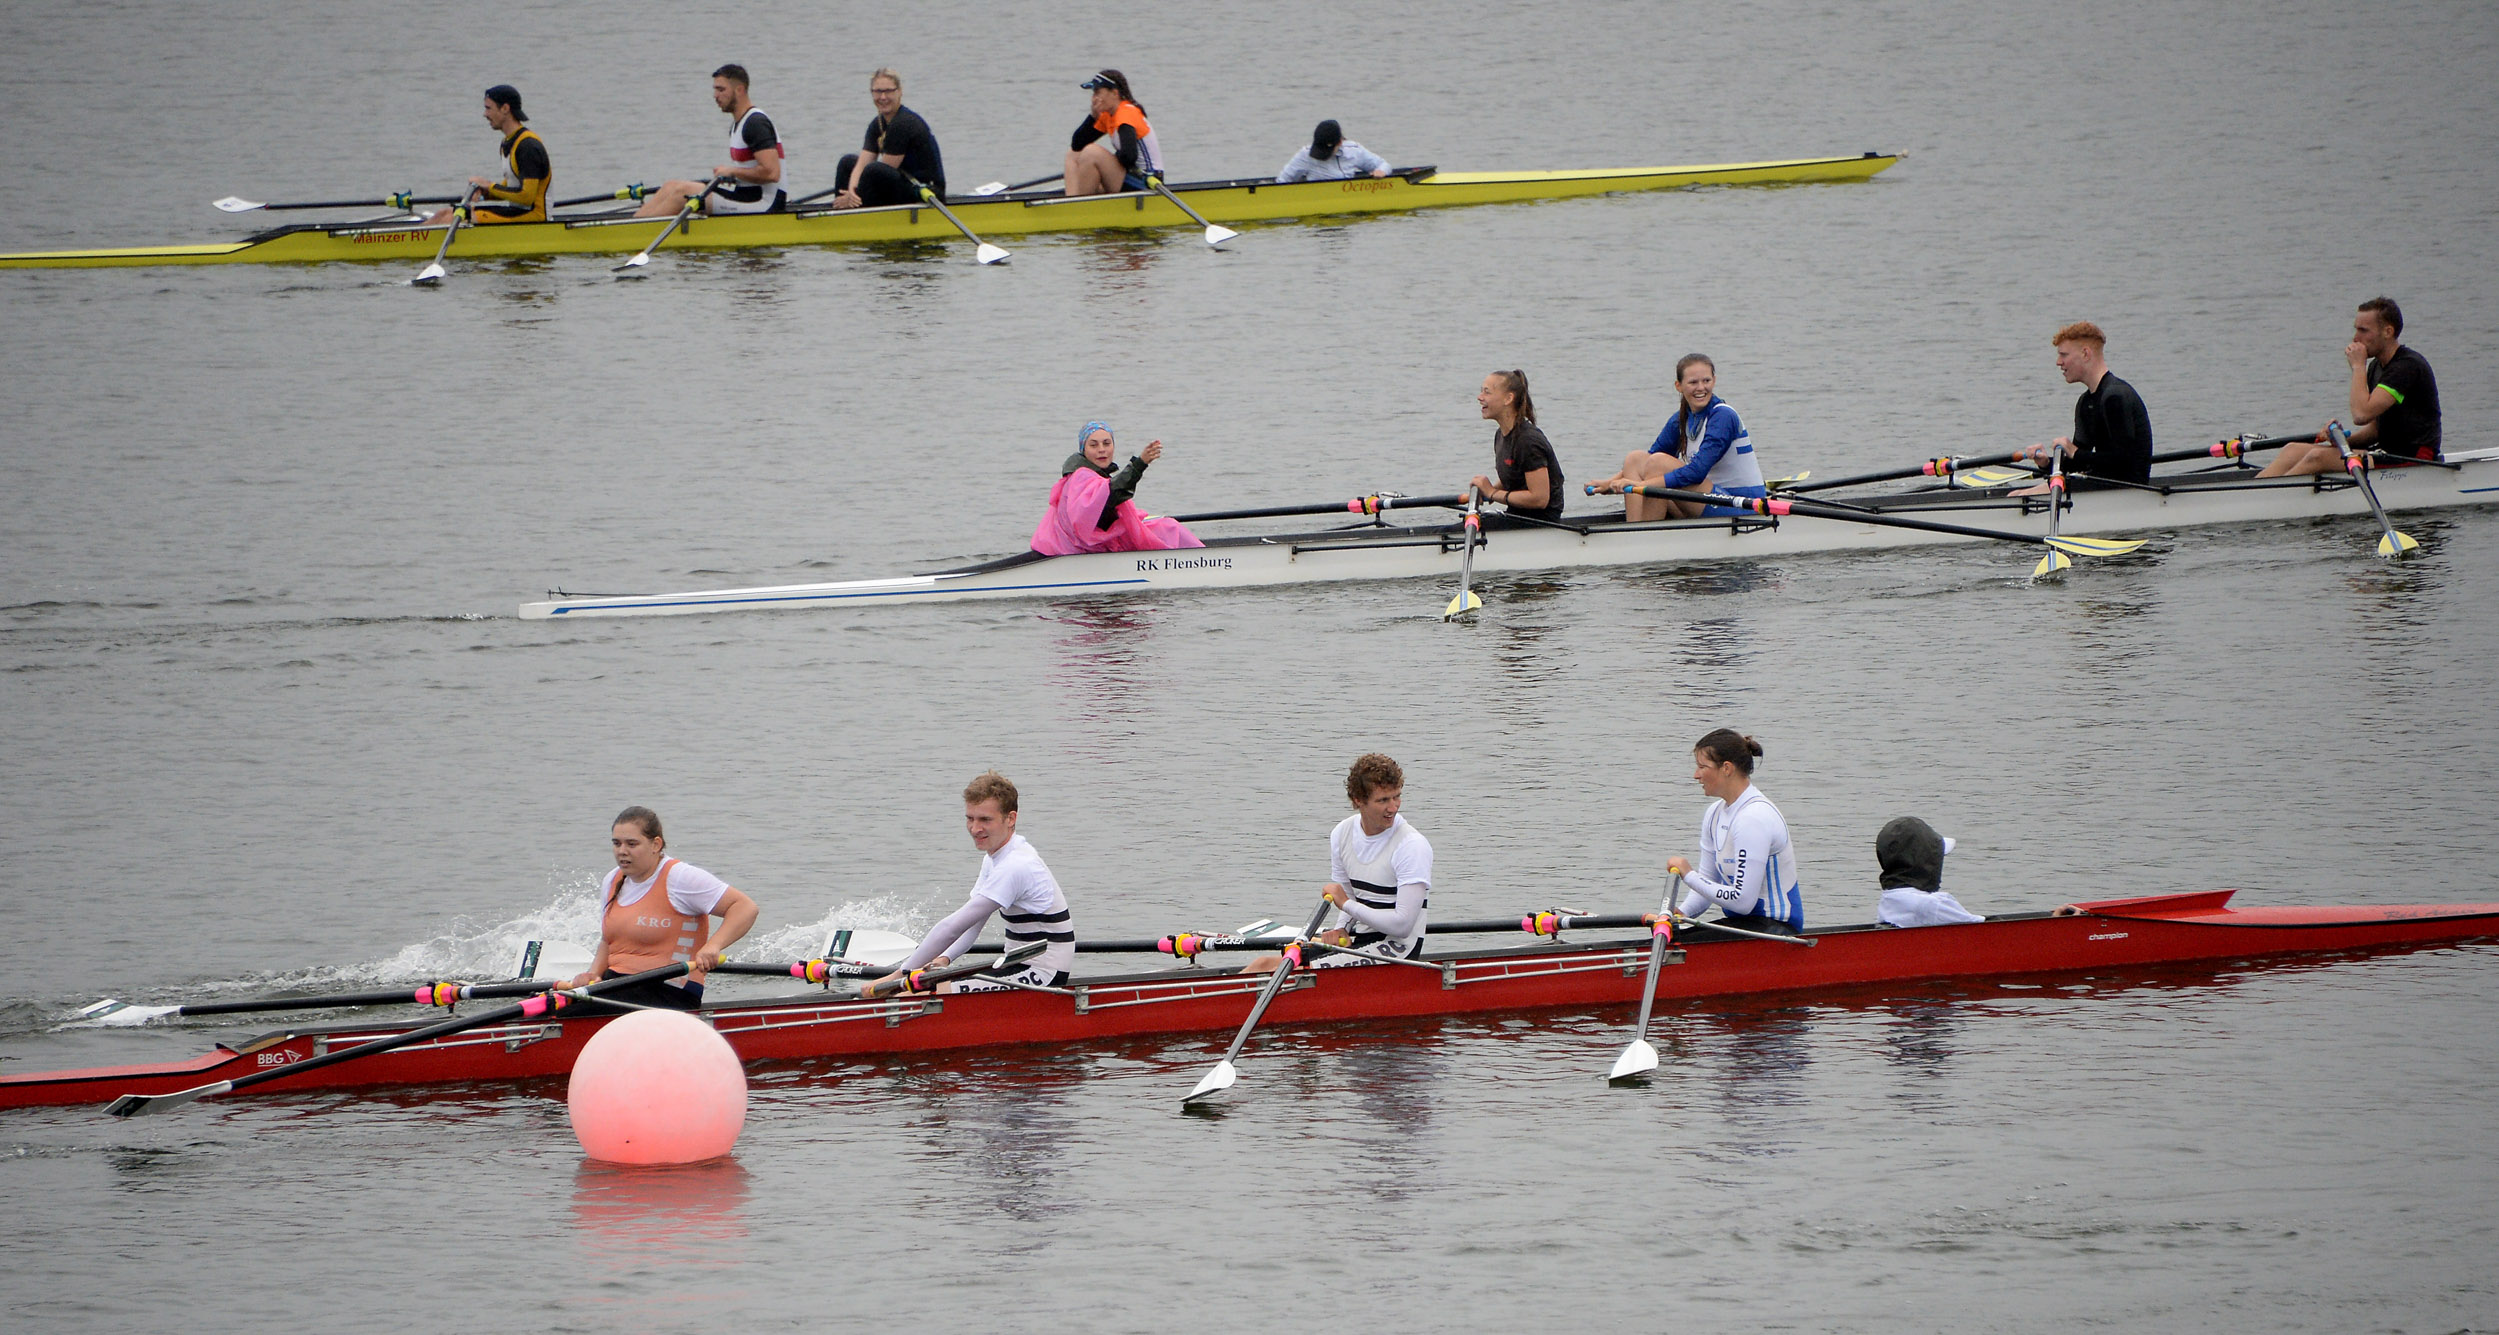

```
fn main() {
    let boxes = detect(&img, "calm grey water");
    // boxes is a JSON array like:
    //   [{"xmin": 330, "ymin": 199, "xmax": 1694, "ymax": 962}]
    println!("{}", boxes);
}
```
[{"xmin": 4, "ymin": 0, "xmax": 2496, "ymax": 1330}]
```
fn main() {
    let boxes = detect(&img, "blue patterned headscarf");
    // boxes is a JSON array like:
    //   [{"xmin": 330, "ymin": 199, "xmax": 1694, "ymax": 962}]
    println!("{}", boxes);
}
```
[{"xmin": 1078, "ymin": 420, "xmax": 1113, "ymax": 446}]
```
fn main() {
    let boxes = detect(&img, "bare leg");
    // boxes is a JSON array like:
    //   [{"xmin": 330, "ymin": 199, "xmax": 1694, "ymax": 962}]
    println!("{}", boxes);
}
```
[
  {"xmin": 1629, "ymin": 454, "xmax": 1685, "ymax": 521},
  {"xmin": 2256, "ymin": 441, "xmax": 2341, "ymax": 478},
  {"xmin": 1065, "ymin": 144, "xmax": 1125, "ymax": 196},
  {"xmin": 633, "ymin": 180, "xmax": 705, "ymax": 219}
]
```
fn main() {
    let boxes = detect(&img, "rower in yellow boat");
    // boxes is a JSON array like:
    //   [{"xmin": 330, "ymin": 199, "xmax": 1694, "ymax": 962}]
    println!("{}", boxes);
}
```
[
  {"xmin": 636, "ymin": 64, "xmax": 788, "ymax": 218},
  {"xmin": 1065, "ymin": 70, "xmax": 1162, "ymax": 196},
  {"xmin": 568, "ymin": 806, "xmax": 759, "ymax": 1010},
  {"xmin": 423, "ymin": 85, "xmax": 548, "ymax": 225}
]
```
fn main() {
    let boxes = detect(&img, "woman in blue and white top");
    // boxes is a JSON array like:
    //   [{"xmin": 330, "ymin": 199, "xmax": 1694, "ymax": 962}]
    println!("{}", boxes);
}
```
[
  {"xmin": 1588, "ymin": 353, "xmax": 1771, "ymax": 522},
  {"xmin": 1662, "ymin": 728, "xmax": 1804, "ymax": 934}
]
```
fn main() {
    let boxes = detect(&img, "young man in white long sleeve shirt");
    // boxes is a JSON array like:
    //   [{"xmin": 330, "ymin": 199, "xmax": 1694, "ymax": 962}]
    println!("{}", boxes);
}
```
[
  {"xmin": 1244, "ymin": 753, "xmax": 1431, "ymax": 972},
  {"xmin": 867, "ymin": 771, "xmax": 1075, "ymax": 997}
]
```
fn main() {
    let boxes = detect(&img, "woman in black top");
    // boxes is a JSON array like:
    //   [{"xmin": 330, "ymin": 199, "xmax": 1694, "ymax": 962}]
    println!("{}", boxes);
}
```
[{"xmin": 1469, "ymin": 369, "xmax": 1564, "ymax": 528}]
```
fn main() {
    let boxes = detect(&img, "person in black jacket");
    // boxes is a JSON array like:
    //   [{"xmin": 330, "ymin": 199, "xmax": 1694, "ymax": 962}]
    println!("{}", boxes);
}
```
[
  {"xmin": 2012, "ymin": 321, "xmax": 2151, "ymax": 492},
  {"xmin": 831, "ymin": 67, "xmax": 946, "ymax": 208}
]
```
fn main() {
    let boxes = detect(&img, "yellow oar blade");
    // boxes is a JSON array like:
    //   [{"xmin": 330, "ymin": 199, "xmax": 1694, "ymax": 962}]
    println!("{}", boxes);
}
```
[
  {"xmin": 2031, "ymin": 550, "xmax": 2072, "ymax": 579},
  {"xmin": 1956, "ymin": 465, "xmax": 2035, "ymax": 486},
  {"xmin": 2043, "ymin": 535, "xmax": 2147, "ymax": 558},
  {"xmin": 1765, "ymin": 469, "xmax": 1811, "ymax": 489},
  {"xmin": 2378, "ymin": 530, "xmax": 2420, "ymax": 558},
  {"xmin": 1442, "ymin": 590, "xmax": 1482, "ymax": 620}
]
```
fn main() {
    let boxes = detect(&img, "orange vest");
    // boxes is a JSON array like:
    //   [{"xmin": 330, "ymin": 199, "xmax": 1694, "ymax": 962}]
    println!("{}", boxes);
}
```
[{"xmin": 602, "ymin": 858, "xmax": 711, "ymax": 975}]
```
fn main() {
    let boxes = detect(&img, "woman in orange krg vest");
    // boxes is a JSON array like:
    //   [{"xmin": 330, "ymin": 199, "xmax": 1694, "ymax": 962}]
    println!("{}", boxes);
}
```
[{"xmin": 568, "ymin": 806, "xmax": 760, "ymax": 1010}]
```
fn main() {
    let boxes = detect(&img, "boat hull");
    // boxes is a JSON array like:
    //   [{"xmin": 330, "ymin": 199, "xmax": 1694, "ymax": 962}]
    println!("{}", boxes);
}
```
[
  {"xmin": 0, "ymin": 156, "xmax": 1899, "ymax": 270},
  {"xmin": 520, "ymin": 448, "xmax": 2499, "ymax": 618},
  {"xmin": 6, "ymin": 892, "xmax": 2493, "ymax": 1110}
]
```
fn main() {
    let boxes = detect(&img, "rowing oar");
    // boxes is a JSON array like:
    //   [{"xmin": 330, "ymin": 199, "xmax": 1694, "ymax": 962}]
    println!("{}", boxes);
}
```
[
  {"xmin": 1184, "ymin": 894, "xmax": 1336, "ymax": 1104},
  {"xmin": 1443, "ymin": 488, "xmax": 1484, "ymax": 620},
  {"xmin": 849, "ymin": 941, "xmax": 1047, "ymax": 1001},
  {"xmin": 1609, "ymin": 873, "xmax": 1684, "ymax": 1081},
  {"xmin": 1600, "ymin": 484, "xmax": 2150, "ymax": 563},
  {"xmin": 214, "ymin": 191, "xmax": 457, "ymax": 214},
  {"xmin": 914, "ymin": 183, "xmax": 1009, "ymax": 264},
  {"xmin": 614, "ymin": 179, "xmax": 721, "ymax": 274},
  {"xmin": 970, "ymin": 173, "xmax": 1065, "ymax": 196},
  {"xmin": 76, "ymin": 977, "xmax": 559, "ymax": 1025},
  {"xmin": 1143, "ymin": 174, "xmax": 1238, "ymax": 246},
  {"xmin": 410, "ymin": 186, "xmax": 480, "ymax": 286},
  {"xmin": 101, "ymin": 963, "xmax": 690, "ymax": 1118},
  {"xmin": 552, "ymin": 184, "xmax": 656, "ymax": 209},
  {"xmin": 2032, "ymin": 445, "xmax": 2075, "ymax": 579},
  {"xmin": 1169, "ymin": 492, "xmax": 1466, "ymax": 524},
  {"xmin": 1774, "ymin": 449, "xmax": 2031, "ymax": 495},
  {"xmin": 2327, "ymin": 421, "xmax": 2419, "ymax": 558}
]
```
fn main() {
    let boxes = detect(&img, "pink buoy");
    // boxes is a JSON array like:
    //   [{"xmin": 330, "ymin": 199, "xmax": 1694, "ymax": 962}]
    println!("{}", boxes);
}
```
[{"xmin": 566, "ymin": 1009, "xmax": 747, "ymax": 1164}]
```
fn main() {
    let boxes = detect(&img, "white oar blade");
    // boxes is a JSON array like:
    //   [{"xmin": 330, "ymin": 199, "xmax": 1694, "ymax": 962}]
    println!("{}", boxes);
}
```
[
  {"xmin": 74, "ymin": 999, "xmax": 179, "ymax": 1027},
  {"xmin": 1183, "ymin": 1059, "xmax": 1238, "ymax": 1103},
  {"xmin": 971, "ymin": 181, "xmax": 1007, "ymax": 196},
  {"xmin": 1442, "ymin": 590, "xmax": 1482, "ymax": 621},
  {"xmin": 409, "ymin": 262, "xmax": 446, "ymax": 287},
  {"xmin": 2044, "ymin": 535, "xmax": 2146, "ymax": 558},
  {"xmin": 2030, "ymin": 550, "xmax": 2071, "ymax": 580},
  {"xmin": 975, "ymin": 242, "xmax": 1010, "ymax": 265},
  {"xmin": 212, "ymin": 196, "xmax": 266, "ymax": 213},
  {"xmin": 104, "ymin": 1080, "xmax": 231, "ymax": 1118},
  {"xmin": 1609, "ymin": 1039, "xmax": 1660, "ymax": 1081},
  {"xmin": 2379, "ymin": 530, "xmax": 2420, "ymax": 558},
  {"xmin": 1203, "ymin": 224, "xmax": 1238, "ymax": 246},
  {"xmin": 614, "ymin": 252, "xmax": 652, "ymax": 274}
]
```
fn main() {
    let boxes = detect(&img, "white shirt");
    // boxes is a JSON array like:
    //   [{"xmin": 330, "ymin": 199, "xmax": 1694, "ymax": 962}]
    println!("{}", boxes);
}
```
[
  {"xmin": 1328, "ymin": 813, "xmax": 1432, "ymax": 944},
  {"xmin": 971, "ymin": 833, "xmax": 1063, "ymax": 916},
  {"xmin": 1877, "ymin": 887, "xmax": 1984, "ymax": 928},
  {"xmin": 901, "ymin": 833, "xmax": 1076, "ymax": 977},
  {"xmin": 1277, "ymin": 140, "xmax": 1391, "ymax": 183},
  {"xmin": 609, "ymin": 859, "xmax": 730, "ymax": 917},
  {"xmin": 1676, "ymin": 785, "xmax": 1804, "ymax": 929}
]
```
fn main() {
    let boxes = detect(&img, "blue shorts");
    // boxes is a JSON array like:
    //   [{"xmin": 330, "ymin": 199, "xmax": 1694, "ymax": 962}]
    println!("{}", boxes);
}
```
[{"xmin": 1123, "ymin": 172, "xmax": 1150, "ymax": 192}]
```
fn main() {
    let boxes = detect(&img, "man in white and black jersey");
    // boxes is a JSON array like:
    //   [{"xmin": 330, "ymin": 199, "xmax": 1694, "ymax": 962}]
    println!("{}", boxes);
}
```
[
  {"xmin": 864, "ymin": 771, "xmax": 1076, "ymax": 998},
  {"xmin": 1245, "ymin": 753, "xmax": 1432, "ymax": 973},
  {"xmin": 635, "ymin": 63, "xmax": 787, "ymax": 218}
]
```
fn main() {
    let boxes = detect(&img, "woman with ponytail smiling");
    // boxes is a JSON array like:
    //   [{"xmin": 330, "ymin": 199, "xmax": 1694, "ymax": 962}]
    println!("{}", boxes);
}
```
[{"xmin": 1468, "ymin": 369, "xmax": 1565, "ymax": 529}]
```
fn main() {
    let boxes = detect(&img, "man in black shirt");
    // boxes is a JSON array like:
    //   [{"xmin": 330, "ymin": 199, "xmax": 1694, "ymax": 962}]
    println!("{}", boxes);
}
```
[
  {"xmin": 2259, "ymin": 296, "xmax": 2444, "ymax": 476},
  {"xmin": 832, "ymin": 67, "xmax": 945, "ymax": 208},
  {"xmin": 2013, "ymin": 321, "xmax": 2152, "ymax": 491}
]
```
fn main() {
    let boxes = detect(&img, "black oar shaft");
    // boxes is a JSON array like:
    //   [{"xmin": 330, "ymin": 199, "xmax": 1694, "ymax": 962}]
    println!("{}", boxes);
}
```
[
  {"xmin": 1781, "ymin": 448, "xmax": 2027, "ymax": 495},
  {"xmin": 1213, "ymin": 896, "xmax": 1336, "ymax": 1067},
  {"xmin": 172, "ymin": 979, "xmax": 555, "ymax": 1017},
  {"xmin": 1169, "ymin": 493, "xmax": 1466, "ymax": 524},
  {"xmin": 1637, "ymin": 484, "xmax": 2056, "ymax": 548}
]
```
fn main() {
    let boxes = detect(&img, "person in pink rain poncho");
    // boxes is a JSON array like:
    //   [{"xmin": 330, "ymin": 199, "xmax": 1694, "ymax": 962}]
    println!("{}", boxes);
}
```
[{"xmin": 1030, "ymin": 420, "xmax": 1204, "ymax": 555}]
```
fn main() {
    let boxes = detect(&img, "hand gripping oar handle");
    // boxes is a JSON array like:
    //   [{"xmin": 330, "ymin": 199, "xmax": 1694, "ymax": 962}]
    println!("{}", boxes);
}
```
[
  {"xmin": 1184, "ymin": 894, "xmax": 1336, "ymax": 1102},
  {"xmin": 851, "ymin": 941, "xmax": 1047, "ymax": 1001},
  {"xmin": 103, "ymin": 963, "xmax": 692, "ymax": 1117}
]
